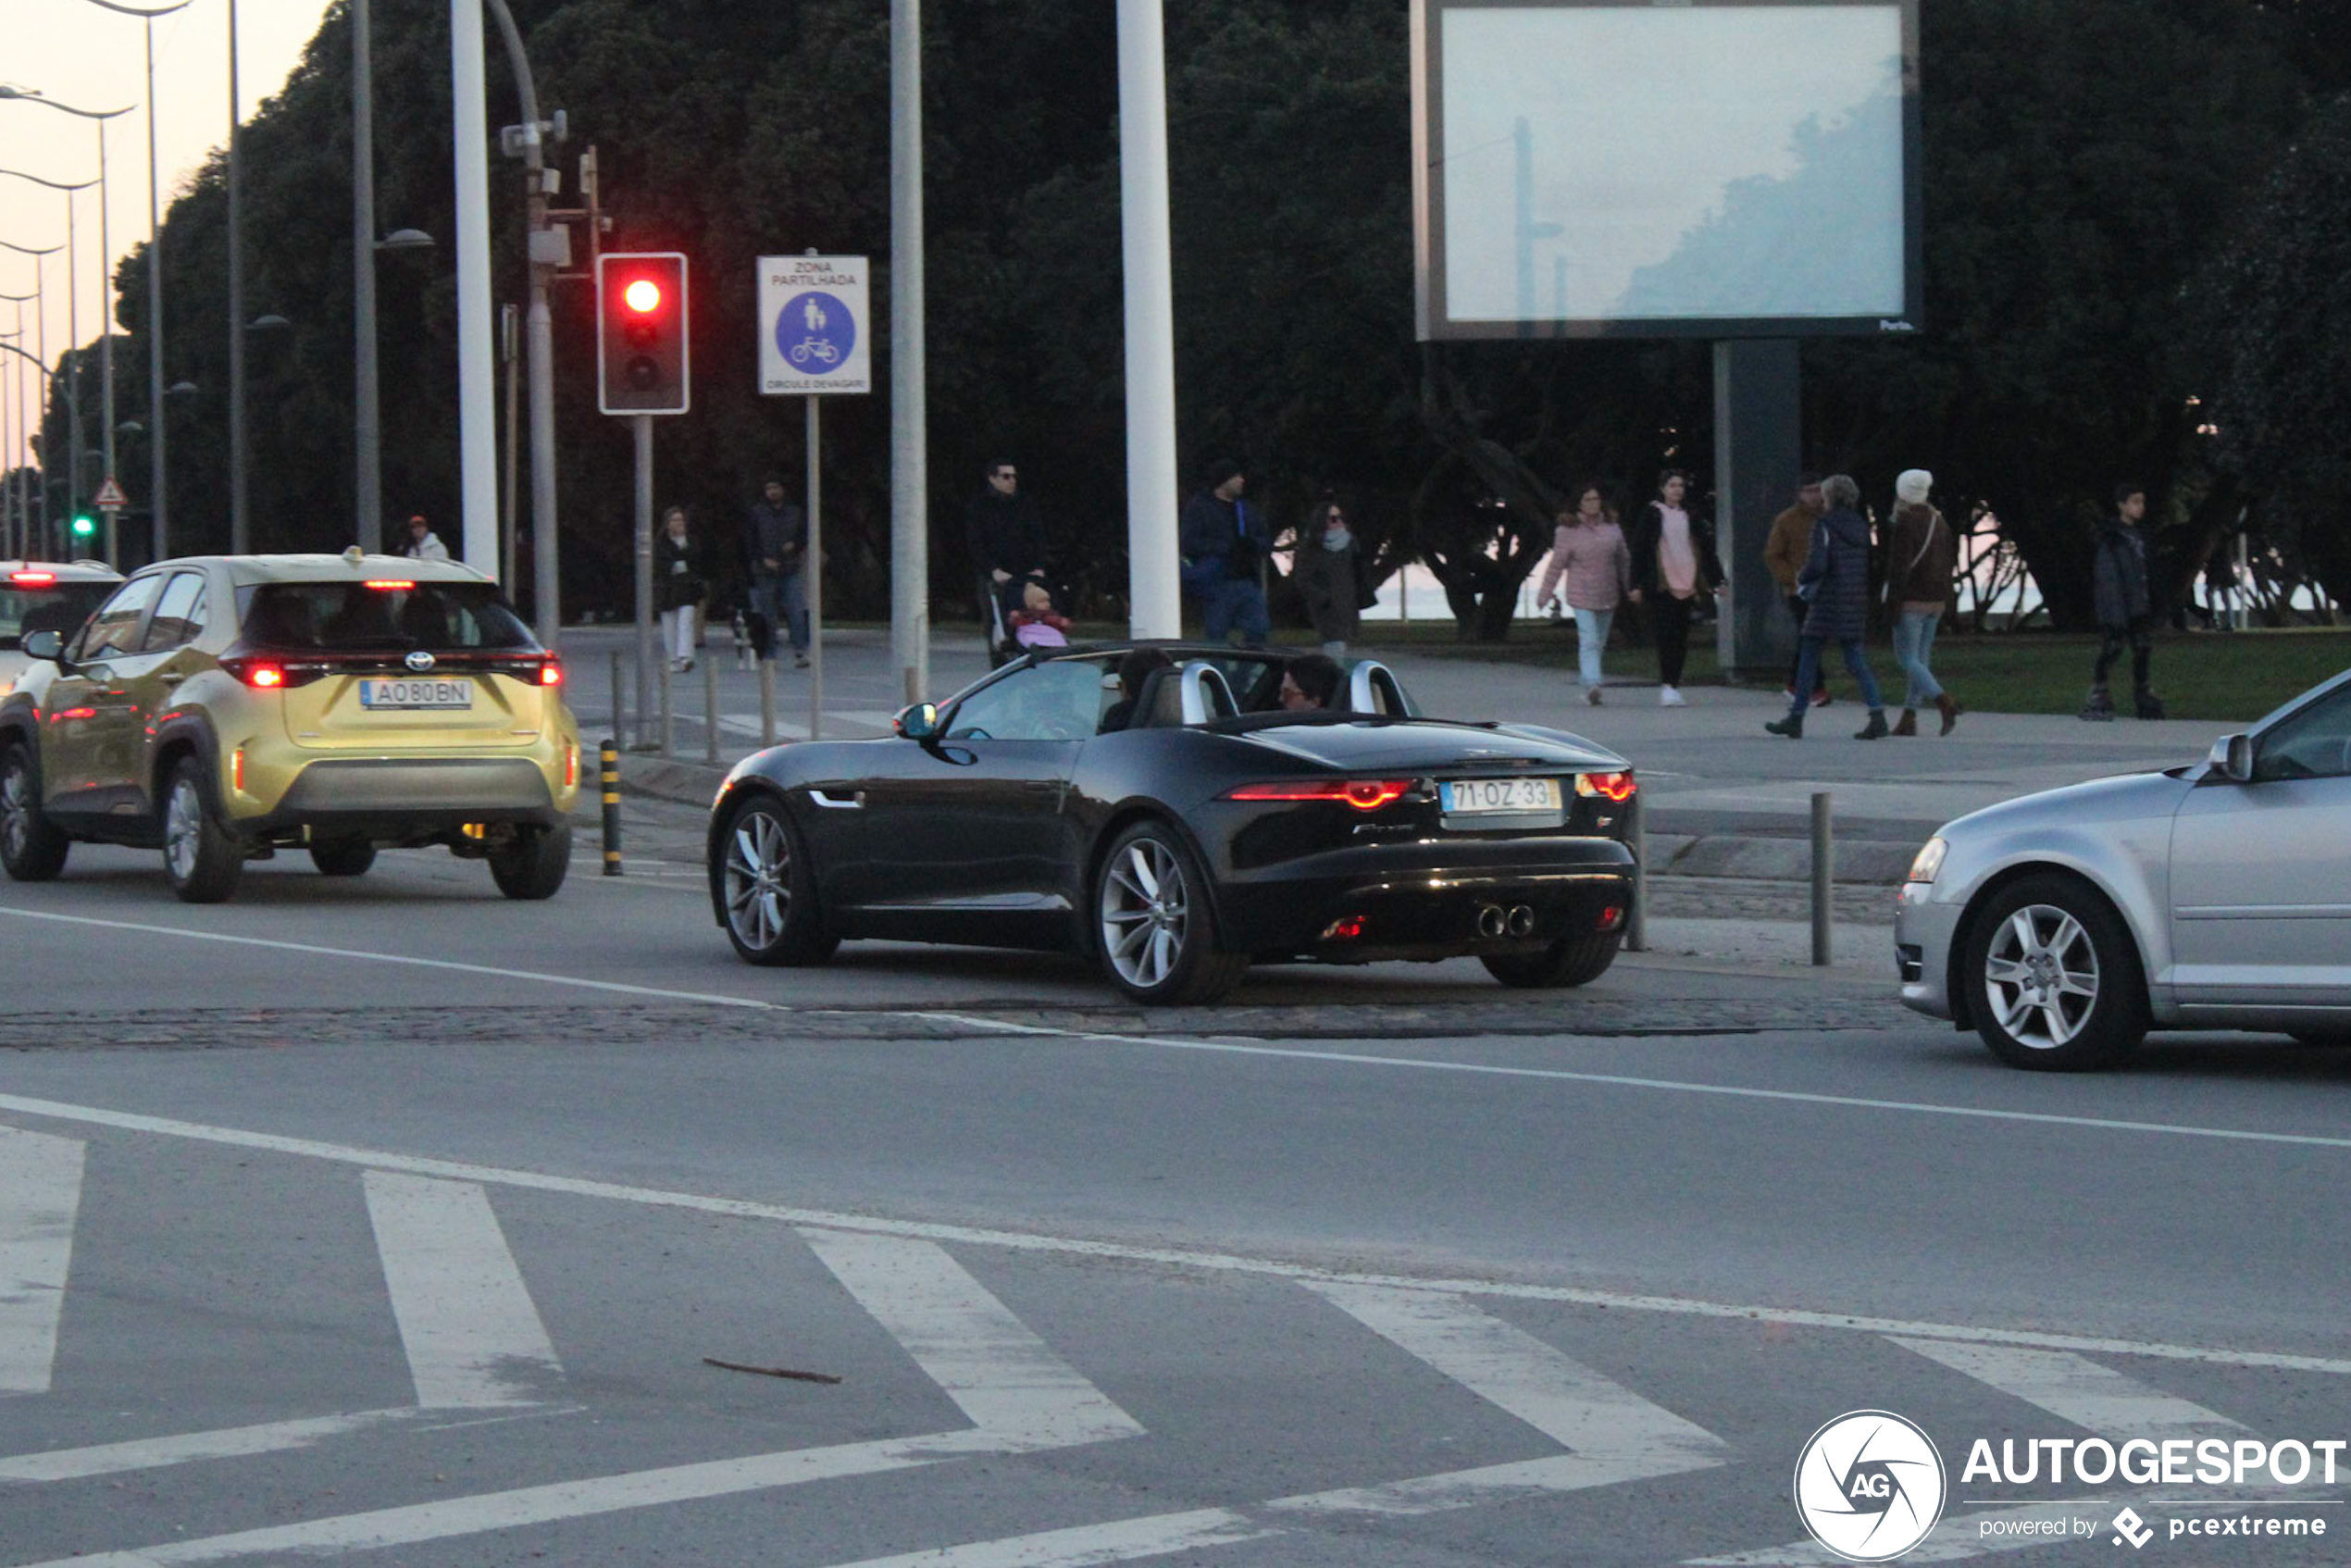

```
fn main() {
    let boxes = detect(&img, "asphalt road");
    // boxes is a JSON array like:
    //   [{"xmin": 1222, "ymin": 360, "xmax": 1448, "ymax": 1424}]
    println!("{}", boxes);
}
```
[{"xmin": 3, "ymin": 815, "xmax": 2347, "ymax": 1565}]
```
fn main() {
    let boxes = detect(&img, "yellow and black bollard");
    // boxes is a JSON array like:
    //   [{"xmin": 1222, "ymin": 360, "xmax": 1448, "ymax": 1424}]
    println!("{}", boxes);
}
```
[{"xmin": 600, "ymin": 739, "xmax": 623, "ymax": 876}]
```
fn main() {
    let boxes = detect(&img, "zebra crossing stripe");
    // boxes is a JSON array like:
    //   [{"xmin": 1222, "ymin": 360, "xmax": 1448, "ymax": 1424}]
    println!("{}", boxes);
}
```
[
  {"xmin": 815, "ymin": 1508, "xmax": 1280, "ymax": 1567},
  {"xmin": 0, "ymin": 1127, "xmax": 83, "ymax": 1397},
  {"xmin": 0, "ymin": 1409, "xmax": 420, "ymax": 1483},
  {"xmin": 797, "ymin": 1229, "xmax": 1145, "ymax": 1449},
  {"xmin": 1890, "ymin": 1338, "xmax": 2248, "ymax": 1438},
  {"xmin": 364, "ymin": 1173, "xmax": 565, "ymax": 1408}
]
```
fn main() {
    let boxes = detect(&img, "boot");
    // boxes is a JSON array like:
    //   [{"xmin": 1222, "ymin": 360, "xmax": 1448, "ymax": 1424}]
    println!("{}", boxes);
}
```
[
  {"xmin": 1764, "ymin": 712, "xmax": 1804, "ymax": 739},
  {"xmin": 1855, "ymin": 709, "xmax": 1890, "ymax": 740},
  {"xmin": 2134, "ymin": 688, "xmax": 2166, "ymax": 720},
  {"xmin": 2081, "ymin": 685, "xmax": 2116, "ymax": 722},
  {"xmin": 1892, "ymin": 708, "xmax": 1918, "ymax": 737},
  {"xmin": 1936, "ymin": 692, "xmax": 1961, "ymax": 736}
]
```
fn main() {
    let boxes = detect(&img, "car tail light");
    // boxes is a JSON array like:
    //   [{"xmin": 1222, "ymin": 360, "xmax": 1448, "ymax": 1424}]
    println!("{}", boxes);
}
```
[
  {"xmin": 1320, "ymin": 915, "xmax": 1367, "ymax": 941},
  {"xmin": 539, "ymin": 659, "xmax": 564, "ymax": 687},
  {"xmin": 1575, "ymin": 771, "xmax": 1636, "ymax": 803},
  {"xmin": 231, "ymin": 747, "xmax": 245, "ymax": 793},
  {"xmin": 10, "ymin": 570, "xmax": 57, "ymax": 585},
  {"xmin": 364, "ymin": 579, "xmax": 417, "ymax": 591},
  {"xmin": 1226, "ymin": 779, "xmax": 1413, "ymax": 811},
  {"xmin": 564, "ymin": 741, "xmax": 578, "ymax": 789},
  {"xmin": 1597, "ymin": 905, "xmax": 1625, "ymax": 932},
  {"xmin": 220, "ymin": 655, "xmax": 316, "ymax": 690}
]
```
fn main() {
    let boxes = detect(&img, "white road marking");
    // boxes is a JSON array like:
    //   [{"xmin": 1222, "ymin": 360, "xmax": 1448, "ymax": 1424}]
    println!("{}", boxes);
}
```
[
  {"xmin": 0, "ymin": 1092, "xmax": 2342, "ymax": 1376},
  {"xmin": 1281, "ymin": 1282, "xmax": 1725, "ymax": 1514},
  {"xmin": 800, "ymin": 1228, "xmax": 1143, "ymax": 1448},
  {"xmin": 1893, "ymin": 1338, "xmax": 2247, "ymax": 1438},
  {"xmin": 0, "ymin": 1126, "xmax": 83, "ymax": 1396},
  {"xmin": 363, "ymin": 1173, "xmax": 565, "ymax": 1408},
  {"xmin": 0, "ymin": 1409, "xmax": 417, "ymax": 1482},
  {"xmin": 819, "ymin": 1509, "xmax": 1279, "ymax": 1567}
]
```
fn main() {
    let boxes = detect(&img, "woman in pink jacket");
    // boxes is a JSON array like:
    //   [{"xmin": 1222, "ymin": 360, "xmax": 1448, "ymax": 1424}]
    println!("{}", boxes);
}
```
[{"xmin": 1534, "ymin": 482, "xmax": 1636, "ymax": 704}]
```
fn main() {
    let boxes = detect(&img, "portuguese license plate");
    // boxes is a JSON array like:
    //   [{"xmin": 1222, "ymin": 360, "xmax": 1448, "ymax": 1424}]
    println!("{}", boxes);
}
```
[
  {"xmin": 1439, "ymin": 777, "xmax": 1561, "ymax": 814},
  {"xmin": 359, "ymin": 677, "xmax": 474, "ymax": 710}
]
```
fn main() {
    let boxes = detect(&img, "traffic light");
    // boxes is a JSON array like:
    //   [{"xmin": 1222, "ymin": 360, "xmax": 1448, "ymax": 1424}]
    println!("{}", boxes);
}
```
[
  {"xmin": 70, "ymin": 513, "xmax": 96, "ymax": 543},
  {"xmin": 596, "ymin": 253, "xmax": 690, "ymax": 416}
]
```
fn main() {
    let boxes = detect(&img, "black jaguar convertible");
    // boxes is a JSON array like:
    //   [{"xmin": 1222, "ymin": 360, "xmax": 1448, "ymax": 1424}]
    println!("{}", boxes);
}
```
[{"xmin": 704, "ymin": 644, "xmax": 1638, "ymax": 1004}]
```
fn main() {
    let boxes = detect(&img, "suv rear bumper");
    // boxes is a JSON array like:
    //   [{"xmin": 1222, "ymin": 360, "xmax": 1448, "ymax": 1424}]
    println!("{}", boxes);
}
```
[{"xmin": 237, "ymin": 756, "xmax": 565, "ymax": 838}]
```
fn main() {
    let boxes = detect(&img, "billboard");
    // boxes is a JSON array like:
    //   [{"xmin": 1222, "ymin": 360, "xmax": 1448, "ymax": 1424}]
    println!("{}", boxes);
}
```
[{"xmin": 1412, "ymin": 0, "xmax": 1922, "ymax": 340}]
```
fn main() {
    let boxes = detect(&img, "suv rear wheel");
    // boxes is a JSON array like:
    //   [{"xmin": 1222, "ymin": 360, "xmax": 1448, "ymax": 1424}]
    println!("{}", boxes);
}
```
[
  {"xmin": 0, "ymin": 741, "xmax": 70, "ymax": 881},
  {"xmin": 488, "ymin": 823, "xmax": 571, "ymax": 900},
  {"xmin": 162, "ymin": 758, "xmax": 244, "ymax": 903}
]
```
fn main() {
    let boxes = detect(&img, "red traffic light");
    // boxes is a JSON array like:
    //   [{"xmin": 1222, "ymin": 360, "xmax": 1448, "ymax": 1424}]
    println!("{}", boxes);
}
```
[{"xmin": 623, "ymin": 278, "xmax": 663, "ymax": 314}]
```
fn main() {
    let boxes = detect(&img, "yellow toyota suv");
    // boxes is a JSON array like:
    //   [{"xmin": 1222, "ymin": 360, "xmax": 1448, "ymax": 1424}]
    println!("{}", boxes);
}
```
[{"xmin": 0, "ymin": 551, "xmax": 581, "ymax": 902}]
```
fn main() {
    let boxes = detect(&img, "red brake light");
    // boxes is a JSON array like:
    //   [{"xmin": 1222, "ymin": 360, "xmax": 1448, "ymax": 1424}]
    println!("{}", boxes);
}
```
[
  {"xmin": 1227, "ymin": 779, "xmax": 1413, "ymax": 811},
  {"xmin": 1575, "ymin": 771, "xmax": 1636, "ymax": 803},
  {"xmin": 623, "ymin": 278, "xmax": 663, "ymax": 314},
  {"xmin": 364, "ymin": 579, "xmax": 416, "ymax": 591},
  {"xmin": 539, "ymin": 660, "xmax": 564, "ymax": 687},
  {"xmin": 10, "ymin": 570, "xmax": 56, "ymax": 585},
  {"xmin": 221, "ymin": 656, "xmax": 292, "ymax": 690},
  {"xmin": 248, "ymin": 665, "xmax": 285, "ymax": 689}
]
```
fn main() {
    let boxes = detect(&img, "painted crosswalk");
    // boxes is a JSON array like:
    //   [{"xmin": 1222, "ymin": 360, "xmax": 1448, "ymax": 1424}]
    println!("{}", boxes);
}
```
[{"xmin": 4, "ymin": 1113, "xmax": 2344, "ymax": 1568}]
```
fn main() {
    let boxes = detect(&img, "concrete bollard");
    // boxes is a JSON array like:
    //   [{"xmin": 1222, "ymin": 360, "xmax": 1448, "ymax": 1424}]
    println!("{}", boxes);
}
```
[
  {"xmin": 703, "ymin": 657, "xmax": 720, "ymax": 766},
  {"xmin": 1811, "ymin": 790, "xmax": 1835, "ymax": 966},
  {"xmin": 599, "ymin": 739, "xmax": 622, "ymax": 877},
  {"xmin": 1625, "ymin": 787, "xmax": 1648, "ymax": 953},
  {"xmin": 759, "ymin": 658, "xmax": 777, "ymax": 747}
]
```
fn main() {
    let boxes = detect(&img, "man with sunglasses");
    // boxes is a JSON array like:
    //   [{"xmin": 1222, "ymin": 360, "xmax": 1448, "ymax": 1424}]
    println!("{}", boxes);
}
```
[{"xmin": 964, "ymin": 458, "xmax": 1049, "ymax": 663}]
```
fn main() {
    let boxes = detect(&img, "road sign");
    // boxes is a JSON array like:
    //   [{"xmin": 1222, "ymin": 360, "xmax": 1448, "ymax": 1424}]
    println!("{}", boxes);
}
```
[
  {"xmin": 93, "ymin": 476, "xmax": 128, "ymax": 511},
  {"xmin": 758, "ymin": 255, "xmax": 870, "ymax": 396}
]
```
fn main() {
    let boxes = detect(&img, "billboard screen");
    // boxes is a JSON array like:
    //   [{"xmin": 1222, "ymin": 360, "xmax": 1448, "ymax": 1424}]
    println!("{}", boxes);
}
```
[{"xmin": 1412, "ymin": 0, "xmax": 1921, "ymax": 339}]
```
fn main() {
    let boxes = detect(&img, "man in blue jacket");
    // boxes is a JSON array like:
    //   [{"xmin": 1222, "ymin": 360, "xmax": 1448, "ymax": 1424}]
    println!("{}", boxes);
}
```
[
  {"xmin": 1178, "ymin": 459, "xmax": 1270, "ymax": 647},
  {"xmin": 2084, "ymin": 484, "xmax": 2162, "ymax": 720},
  {"xmin": 1766, "ymin": 474, "xmax": 1890, "ymax": 740}
]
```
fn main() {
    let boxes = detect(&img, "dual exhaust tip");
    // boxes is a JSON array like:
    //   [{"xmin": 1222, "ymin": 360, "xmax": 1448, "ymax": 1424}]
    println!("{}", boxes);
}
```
[{"xmin": 1477, "ymin": 904, "xmax": 1536, "ymax": 939}]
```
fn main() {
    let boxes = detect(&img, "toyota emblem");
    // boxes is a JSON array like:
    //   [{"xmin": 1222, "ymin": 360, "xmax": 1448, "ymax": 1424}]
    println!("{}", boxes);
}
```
[{"xmin": 404, "ymin": 651, "xmax": 436, "ymax": 673}]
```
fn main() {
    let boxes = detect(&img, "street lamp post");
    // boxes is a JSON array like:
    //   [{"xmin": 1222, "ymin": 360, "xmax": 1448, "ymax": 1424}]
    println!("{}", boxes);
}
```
[
  {"xmin": 0, "ymin": 257, "xmax": 57, "ymax": 554},
  {"xmin": 0, "ymin": 89, "xmax": 131, "ymax": 566},
  {"xmin": 0, "ymin": 170, "xmax": 98, "ymax": 534},
  {"xmin": 228, "ymin": 0, "xmax": 248, "ymax": 552}
]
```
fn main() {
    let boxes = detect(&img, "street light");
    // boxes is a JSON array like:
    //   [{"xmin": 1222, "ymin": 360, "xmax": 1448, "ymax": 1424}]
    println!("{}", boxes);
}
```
[
  {"xmin": 0, "ymin": 271, "xmax": 56, "ymax": 557},
  {"xmin": 0, "ymin": 88, "xmax": 132, "ymax": 567},
  {"xmin": 0, "ymin": 169, "xmax": 100, "ymax": 528}
]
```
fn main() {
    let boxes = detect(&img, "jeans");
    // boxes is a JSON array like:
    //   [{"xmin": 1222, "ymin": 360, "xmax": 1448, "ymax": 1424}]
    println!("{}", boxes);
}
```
[
  {"xmin": 1572, "ymin": 605, "xmax": 1614, "ymax": 688},
  {"xmin": 1203, "ymin": 579, "xmax": 1270, "ymax": 646},
  {"xmin": 753, "ymin": 570, "xmax": 808, "ymax": 658},
  {"xmin": 1785, "ymin": 595, "xmax": 1826, "ymax": 693},
  {"xmin": 1651, "ymin": 592, "xmax": 1693, "ymax": 687},
  {"xmin": 1891, "ymin": 608, "xmax": 1944, "ymax": 706},
  {"xmin": 1789, "ymin": 635, "xmax": 1885, "ymax": 715},
  {"xmin": 2094, "ymin": 617, "xmax": 2153, "ymax": 690}
]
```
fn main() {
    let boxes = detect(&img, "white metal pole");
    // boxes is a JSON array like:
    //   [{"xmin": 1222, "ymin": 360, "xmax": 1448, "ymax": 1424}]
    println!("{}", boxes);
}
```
[
  {"xmin": 65, "ymin": 183, "xmax": 81, "ymax": 534},
  {"xmin": 633, "ymin": 413, "xmax": 653, "ymax": 744},
  {"xmin": 228, "ymin": 0, "xmax": 248, "ymax": 553},
  {"xmin": 97, "ymin": 123, "xmax": 116, "ymax": 567},
  {"xmin": 889, "ymin": 0, "xmax": 928, "ymax": 703},
  {"xmin": 450, "ymin": 0, "xmax": 498, "ymax": 575},
  {"xmin": 807, "ymin": 395, "xmax": 822, "ymax": 740},
  {"xmin": 500, "ymin": 302, "xmax": 518, "ymax": 590},
  {"xmin": 145, "ymin": 16, "xmax": 168, "ymax": 563},
  {"xmin": 1115, "ymin": 0, "xmax": 1181, "ymax": 639},
  {"xmin": 32, "ymin": 263, "xmax": 47, "ymax": 548}
]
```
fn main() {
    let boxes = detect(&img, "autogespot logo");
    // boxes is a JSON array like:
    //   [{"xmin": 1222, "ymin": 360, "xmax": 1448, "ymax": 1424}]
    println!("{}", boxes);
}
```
[{"xmin": 1794, "ymin": 1411, "xmax": 1949, "ymax": 1562}]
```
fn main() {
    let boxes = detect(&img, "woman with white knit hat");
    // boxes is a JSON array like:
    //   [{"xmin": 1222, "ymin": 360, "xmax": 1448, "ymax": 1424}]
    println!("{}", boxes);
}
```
[{"xmin": 1884, "ymin": 469, "xmax": 1959, "ymax": 735}]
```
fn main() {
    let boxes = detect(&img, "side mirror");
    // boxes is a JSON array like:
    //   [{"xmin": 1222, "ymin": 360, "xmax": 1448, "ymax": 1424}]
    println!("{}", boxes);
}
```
[
  {"xmin": 2208, "ymin": 733, "xmax": 2253, "ymax": 783},
  {"xmin": 894, "ymin": 702, "xmax": 941, "ymax": 741},
  {"xmin": 19, "ymin": 630, "xmax": 64, "ymax": 663}
]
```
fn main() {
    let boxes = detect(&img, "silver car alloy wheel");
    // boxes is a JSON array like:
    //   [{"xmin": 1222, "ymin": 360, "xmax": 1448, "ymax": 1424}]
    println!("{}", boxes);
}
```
[
  {"xmin": 164, "ymin": 777, "xmax": 205, "ymax": 884},
  {"xmin": 1101, "ymin": 837, "xmax": 1188, "ymax": 990},
  {"xmin": 1, "ymin": 758, "xmax": 29, "ymax": 860},
  {"xmin": 724, "ymin": 809, "xmax": 791, "ymax": 952},
  {"xmin": 1984, "ymin": 902, "xmax": 2100, "ymax": 1049}
]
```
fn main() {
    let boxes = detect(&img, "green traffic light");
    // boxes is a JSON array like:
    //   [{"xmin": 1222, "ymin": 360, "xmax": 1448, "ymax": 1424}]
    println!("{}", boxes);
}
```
[{"xmin": 70, "ymin": 514, "xmax": 96, "ymax": 540}]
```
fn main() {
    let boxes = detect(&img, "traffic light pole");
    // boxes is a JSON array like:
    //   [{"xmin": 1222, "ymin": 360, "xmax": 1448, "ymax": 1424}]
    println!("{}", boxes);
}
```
[{"xmin": 632, "ymin": 413, "xmax": 653, "ymax": 749}]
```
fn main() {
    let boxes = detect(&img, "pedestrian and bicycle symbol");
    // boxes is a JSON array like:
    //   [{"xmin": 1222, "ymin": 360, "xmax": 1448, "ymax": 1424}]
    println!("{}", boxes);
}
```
[
  {"xmin": 779, "ymin": 292, "xmax": 852, "ymax": 371},
  {"xmin": 757, "ymin": 256, "xmax": 870, "ymax": 396}
]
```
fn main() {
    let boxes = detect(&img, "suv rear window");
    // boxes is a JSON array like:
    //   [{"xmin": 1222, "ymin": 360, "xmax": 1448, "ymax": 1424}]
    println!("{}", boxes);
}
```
[
  {"xmin": 232, "ymin": 582, "xmax": 539, "ymax": 653},
  {"xmin": 0, "ymin": 581, "xmax": 115, "ymax": 649}
]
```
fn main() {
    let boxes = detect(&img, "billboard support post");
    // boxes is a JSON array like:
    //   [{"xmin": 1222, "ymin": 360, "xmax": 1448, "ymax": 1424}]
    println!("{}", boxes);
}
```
[{"xmin": 1712, "ymin": 339, "xmax": 1802, "ymax": 681}]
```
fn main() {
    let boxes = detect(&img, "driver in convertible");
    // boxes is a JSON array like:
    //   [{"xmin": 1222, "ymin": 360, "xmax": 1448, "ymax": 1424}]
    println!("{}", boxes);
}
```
[
  {"xmin": 1277, "ymin": 653, "xmax": 1342, "ymax": 714},
  {"xmin": 1099, "ymin": 647, "xmax": 1174, "ymax": 734}
]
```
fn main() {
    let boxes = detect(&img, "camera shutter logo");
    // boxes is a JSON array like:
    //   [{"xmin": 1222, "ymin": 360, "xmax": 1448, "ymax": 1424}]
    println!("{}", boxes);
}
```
[{"xmin": 1793, "ymin": 1411, "xmax": 1947, "ymax": 1562}]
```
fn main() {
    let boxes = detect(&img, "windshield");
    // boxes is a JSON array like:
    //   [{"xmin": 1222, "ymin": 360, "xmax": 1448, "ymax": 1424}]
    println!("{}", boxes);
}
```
[
  {"xmin": 0, "ymin": 582, "xmax": 115, "ymax": 650},
  {"xmin": 232, "ymin": 581, "xmax": 540, "ymax": 653}
]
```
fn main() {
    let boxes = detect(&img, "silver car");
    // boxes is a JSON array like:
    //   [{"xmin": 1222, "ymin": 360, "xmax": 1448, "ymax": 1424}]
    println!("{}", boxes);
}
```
[{"xmin": 1897, "ymin": 668, "xmax": 2351, "ymax": 1069}]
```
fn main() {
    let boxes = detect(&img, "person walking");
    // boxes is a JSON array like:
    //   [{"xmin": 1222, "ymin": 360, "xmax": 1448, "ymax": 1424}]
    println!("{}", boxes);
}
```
[
  {"xmin": 1626, "ymin": 470, "xmax": 1721, "ymax": 706},
  {"xmin": 1178, "ymin": 459, "xmax": 1271, "ymax": 647},
  {"xmin": 399, "ymin": 514, "xmax": 450, "ymax": 562},
  {"xmin": 654, "ymin": 504, "xmax": 705, "ymax": 674},
  {"xmin": 1766, "ymin": 474, "xmax": 1890, "ymax": 740},
  {"xmin": 963, "ymin": 458, "xmax": 1048, "ymax": 661},
  {"xmin": 1764, "ymin": 474, "xmax": 1831, "ymax": 707},
  {"xmin": 1884, "ymin": 469, "xmax": 1960, "ymax": 735},
  {"xmin": 1292, "ymin": 497, "xmax": 1362, "ymax": 656},
  {"xmin": 1534, "ymin": 482, "xmax": 1634, "ymax": 705},
  {"xmin": 2084, "ymin": 483, "xmax": 2163, "ymax": 720},
  {"xmin": 742, "ymin": 476, "xmax": 810, "ymax": 668}
]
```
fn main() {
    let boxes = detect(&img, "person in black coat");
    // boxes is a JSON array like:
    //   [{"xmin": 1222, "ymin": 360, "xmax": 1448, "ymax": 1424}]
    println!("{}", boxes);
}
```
[
  {"xmin": 964, "ymin": 459, "xmax": 1049, "ymax": 659},
  {"xmin": 1766, "ymin": 475, "xmax": 1890, "ymax": 740},
  {"xmin": 1177, "ymin": 459, "xmax": 1271, "ymax": 647},
  {"xmin": 2084, "ymin": 483, "xmax": 2162, "ymax": 720},
  {"xmin": 654, "ymin": 504, "xmax": 706, "ymax": 673},
  {"xmin": 742, "ymin": 476, "xmax": 810, "ymax": 666}
]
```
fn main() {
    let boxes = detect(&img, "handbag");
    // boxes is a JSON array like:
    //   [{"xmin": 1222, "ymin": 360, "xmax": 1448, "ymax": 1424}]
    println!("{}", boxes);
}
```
[{"xmin": 1356, "ymin": 566, "xmax": 1382, "ymax": 612}]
